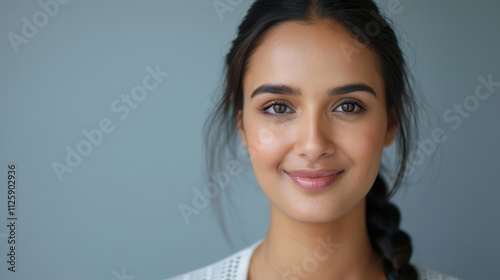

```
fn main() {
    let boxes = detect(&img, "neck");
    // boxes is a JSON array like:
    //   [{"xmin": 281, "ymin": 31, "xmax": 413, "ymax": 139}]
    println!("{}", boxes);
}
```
[{"xmin": 249, "ymin": 198, "xmax": 386, "ymax": 280}]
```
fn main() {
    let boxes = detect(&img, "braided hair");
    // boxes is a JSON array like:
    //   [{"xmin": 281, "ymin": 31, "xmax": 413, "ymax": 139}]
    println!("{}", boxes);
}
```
[
  {"xmin": 203, "ymin": 1, "xmax": 422, "ymax": 279},
  {"xmin": 367, "ymin": 174, "xmax": 418, "ymax": 280}
]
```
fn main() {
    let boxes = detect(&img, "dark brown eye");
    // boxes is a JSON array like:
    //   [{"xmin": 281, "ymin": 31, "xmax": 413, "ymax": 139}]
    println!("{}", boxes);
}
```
[
  {"xmin": 273, "ymin": 104, "xmax": 288, "ymax": 113},
  {"xmin": 333, "ymin": 99, "xmax": 366, "ymax": 115},
  {"xmin": 261, "ymin": 100, "xmax": 293, "ymax": 115},
  {"xmin": 341, "ymin": 103, "xmax": 356, "ymax": 112}
]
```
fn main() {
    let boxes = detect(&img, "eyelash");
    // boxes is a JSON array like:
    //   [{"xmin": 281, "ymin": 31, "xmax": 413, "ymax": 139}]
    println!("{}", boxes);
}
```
[{"xmin": 259, "ymin": 98, "xmax": 367, "ymax": 118}]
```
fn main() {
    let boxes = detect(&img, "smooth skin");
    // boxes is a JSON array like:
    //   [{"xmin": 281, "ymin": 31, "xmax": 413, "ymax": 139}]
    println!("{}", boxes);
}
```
[{"xmin": 236, "ymin": 19, "xmax": 397, "ymax": 280}]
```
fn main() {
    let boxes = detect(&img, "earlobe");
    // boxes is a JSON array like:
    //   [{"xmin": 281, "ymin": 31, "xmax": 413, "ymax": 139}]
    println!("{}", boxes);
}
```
[
  {"xmin": 236, "ymin": 109, "xmax": 247, "ymax": 147},
  {"xmin": 384, "ymin": 111, "xmax": 398, "ymax": 147},
  {"xmin": 384, "ymin": 124, "xmax": 397, "ymax": 147}
]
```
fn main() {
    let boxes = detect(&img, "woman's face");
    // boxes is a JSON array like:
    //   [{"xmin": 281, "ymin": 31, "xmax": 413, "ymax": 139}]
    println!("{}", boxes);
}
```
[{"xmin": 237, "ymin": 20, "xmax": 396, "ymax": 223}]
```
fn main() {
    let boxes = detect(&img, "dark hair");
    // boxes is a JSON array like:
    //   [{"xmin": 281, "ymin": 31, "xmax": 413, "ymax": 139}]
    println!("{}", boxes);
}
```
[{"xmin": 203, "ymin": 0, "xmax": 420, "ymax": 279}]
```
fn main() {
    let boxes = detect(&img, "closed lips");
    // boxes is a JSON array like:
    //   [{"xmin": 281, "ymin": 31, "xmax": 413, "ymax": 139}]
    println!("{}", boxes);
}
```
[
  {"xmin": 285, "ymin": 169, "xmax": 343, "ymax": 178},
  {"xmin": 285, "ymin": 169, "xmax": 343, "ymax": 191}
]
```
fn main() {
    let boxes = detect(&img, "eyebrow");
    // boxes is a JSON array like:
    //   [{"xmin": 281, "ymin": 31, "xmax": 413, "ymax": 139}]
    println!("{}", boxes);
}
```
[{"xmin": 250, "ymin": 83, "xmax": 377, "ymax": 98}]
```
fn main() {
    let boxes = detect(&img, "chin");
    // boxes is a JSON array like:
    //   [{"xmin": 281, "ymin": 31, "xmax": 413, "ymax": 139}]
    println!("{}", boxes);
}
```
[
  {"xmin": 291, "ymin": 213, "xmax": 340, "ymax": 224},
  {"xmin": 280, "ymin": 200, "xmax": 354, "ymax": 224}
]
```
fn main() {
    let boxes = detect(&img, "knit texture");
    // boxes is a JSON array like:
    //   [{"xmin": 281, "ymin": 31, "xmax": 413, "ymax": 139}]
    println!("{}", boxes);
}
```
[{"xmin": 165, "ymin": 238, "xmax": 463, "ymax": 280}]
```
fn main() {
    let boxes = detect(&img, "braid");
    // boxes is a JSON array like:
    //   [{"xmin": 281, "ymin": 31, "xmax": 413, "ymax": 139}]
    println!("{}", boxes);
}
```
[{"xmin": 366, "ymin": 174, "xmax": 418, "ymax": 280}]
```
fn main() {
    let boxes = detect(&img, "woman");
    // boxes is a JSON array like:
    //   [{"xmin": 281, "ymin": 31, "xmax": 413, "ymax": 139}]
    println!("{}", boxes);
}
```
[{"xmin": 168, "ymin": 0, "xmax": 462, "ymax": 279}]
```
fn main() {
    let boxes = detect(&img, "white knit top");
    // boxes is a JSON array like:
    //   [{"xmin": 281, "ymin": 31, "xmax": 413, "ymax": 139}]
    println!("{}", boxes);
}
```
[{"xmin": 165, "ymin": 238, "xmax": 463, "ymax": 280}]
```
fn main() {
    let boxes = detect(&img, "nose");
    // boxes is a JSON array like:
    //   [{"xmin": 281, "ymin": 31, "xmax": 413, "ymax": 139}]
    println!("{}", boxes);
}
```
[{"xmin": 294, "ymin": 109, "xmax": 336, "ymax": 162}]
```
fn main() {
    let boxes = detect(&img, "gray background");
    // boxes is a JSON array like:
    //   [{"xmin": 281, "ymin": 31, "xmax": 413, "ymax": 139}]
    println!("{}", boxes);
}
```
[{"xmin": 0, "ymin": 0, "xmax": 498, "ymax": 279}]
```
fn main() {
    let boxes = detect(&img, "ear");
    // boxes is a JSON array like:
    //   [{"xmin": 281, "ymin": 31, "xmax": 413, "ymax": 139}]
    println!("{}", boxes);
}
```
[
  {"xmin": 383, "ymin": 109, "xmax": 398, "ymax": 147},
  {"xmin": 236, "ymin": 109, "xmax": 247, "ymax": 147}
]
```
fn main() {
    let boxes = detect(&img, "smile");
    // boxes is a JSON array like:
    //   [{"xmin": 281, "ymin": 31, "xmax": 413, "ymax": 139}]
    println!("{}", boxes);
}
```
[{"xmin": 285, "ymin": 170, "xmax": 343, "ymax": 191}]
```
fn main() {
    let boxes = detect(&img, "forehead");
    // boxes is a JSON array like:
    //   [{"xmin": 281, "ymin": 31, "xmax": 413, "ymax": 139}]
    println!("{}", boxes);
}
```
[{"xmin": 243, "ymin": 20, "xmax": 384, "ymax": 98}]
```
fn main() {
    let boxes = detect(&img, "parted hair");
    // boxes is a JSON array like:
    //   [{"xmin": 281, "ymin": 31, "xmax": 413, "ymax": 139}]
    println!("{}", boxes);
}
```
[{"xmin": 203, "ymin": 0, "xmax": 420, "ymax": 279}]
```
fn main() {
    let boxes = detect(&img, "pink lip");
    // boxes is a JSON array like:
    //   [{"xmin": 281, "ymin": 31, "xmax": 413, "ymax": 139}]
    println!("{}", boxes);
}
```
[{"xmin": 285, "ymin": 169, "xmax": 343, "ymax": 191}]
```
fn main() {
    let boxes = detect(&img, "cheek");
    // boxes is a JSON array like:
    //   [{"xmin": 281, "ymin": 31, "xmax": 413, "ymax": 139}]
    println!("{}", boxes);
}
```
[
  {"xmin": 339, "ymin": 120, "xmax": 386, "ymax": 170},
  {"xmin": 245, "ymin": 124, "xmax": 289, "ymax": 167}
]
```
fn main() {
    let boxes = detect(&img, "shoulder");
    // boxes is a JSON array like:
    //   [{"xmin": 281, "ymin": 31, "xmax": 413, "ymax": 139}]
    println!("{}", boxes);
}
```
[
  {"xmin": 413, "ymin": 263, "xmax": 464, "ymax": 280},
  {"xmin": 163, "ymin": 239, "xmax": 262, "ymax": 280},
  {"xmin": 163, "ymin": 243, "xmax": 464, "ymax": 280},
  {"xmin": 163, "ymin": 253, "xmax": 244, "ymax": 280}
]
